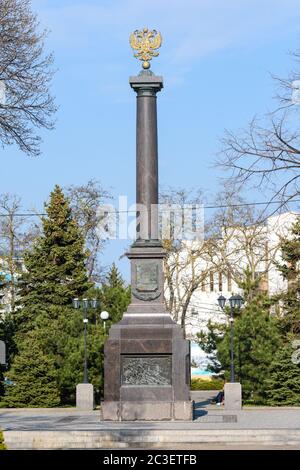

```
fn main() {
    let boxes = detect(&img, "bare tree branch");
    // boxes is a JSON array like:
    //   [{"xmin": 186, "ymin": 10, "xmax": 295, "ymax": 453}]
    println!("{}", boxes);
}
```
[
  {"xmin": 65, "ymin": 180, "xmax": 112, "ymax": 283},
  {"xmin": 0, "ymin": 0, "xmax": 56, "ymax": 156},
  {"xmin": 218, "ymin": 46, "xmax": 300, "ymax": 208}
]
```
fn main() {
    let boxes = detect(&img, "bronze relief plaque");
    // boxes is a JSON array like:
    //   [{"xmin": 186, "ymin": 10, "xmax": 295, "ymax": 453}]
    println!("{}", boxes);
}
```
[
  {"xmin": 136, "ymin": 262, "xmax": 158, "ymax": 292},
  {"xmin": 122, "ymin": 355, "xmax": 172, "ymax": 386}
]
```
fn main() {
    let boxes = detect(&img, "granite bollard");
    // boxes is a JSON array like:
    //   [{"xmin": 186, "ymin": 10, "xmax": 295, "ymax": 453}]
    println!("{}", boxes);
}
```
[
  {"xmin": 76, "ymin": 383, "xmax": 94, "ymax": 411},
  {"xmin": 224, "ymin": 382, "xmax": 242, "ymax": 410}
]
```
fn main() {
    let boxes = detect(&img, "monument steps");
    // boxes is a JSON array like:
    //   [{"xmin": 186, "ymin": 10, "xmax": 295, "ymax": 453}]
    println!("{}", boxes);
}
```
[{"xmin": 4, "ymin": 429, "xmax": 300, "ymax": 449}]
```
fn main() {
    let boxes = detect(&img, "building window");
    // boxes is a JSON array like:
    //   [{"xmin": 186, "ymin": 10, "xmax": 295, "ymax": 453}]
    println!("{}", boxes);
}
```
[
  {"xmin": 218, "ymin": 272, "xmax": 223, "ymax": 292},
  {"xmin": 227, "ymin": 271, "xmax": 232, "ymax": 292},
  {"xmin": 210, "ymin": 271, "xmax": 214, "ymax": 292},
  {"xmin": 201, "ymin": 274, "xmax": 206, "ymax": 292}
]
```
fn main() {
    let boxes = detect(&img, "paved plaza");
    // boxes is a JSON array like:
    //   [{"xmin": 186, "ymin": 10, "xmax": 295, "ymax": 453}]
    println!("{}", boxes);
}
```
[
  {"xmin": 1, "ymin": 392, "xmax": 300, "ymax": 449},
  {"xmin": 1, "ymin": 392, "xmax": 300, "ymax": 430}
]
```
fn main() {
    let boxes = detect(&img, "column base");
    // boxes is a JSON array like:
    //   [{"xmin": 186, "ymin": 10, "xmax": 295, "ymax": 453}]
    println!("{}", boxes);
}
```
[{"xmin": 101, "ymin": 400, "xmax": 193, "ymax": 421}]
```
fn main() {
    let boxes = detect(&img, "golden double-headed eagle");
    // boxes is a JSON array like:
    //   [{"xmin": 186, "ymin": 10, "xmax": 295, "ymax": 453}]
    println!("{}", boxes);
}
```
[{"xmin": 130, "ymin": 28, "xmax": 162, "ymax": 69}]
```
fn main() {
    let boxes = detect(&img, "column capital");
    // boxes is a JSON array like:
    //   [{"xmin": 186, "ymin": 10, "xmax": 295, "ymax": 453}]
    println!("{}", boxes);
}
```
[{"xmin": 129, "ymin": 73, "xmax": 163, "ymax": 95}]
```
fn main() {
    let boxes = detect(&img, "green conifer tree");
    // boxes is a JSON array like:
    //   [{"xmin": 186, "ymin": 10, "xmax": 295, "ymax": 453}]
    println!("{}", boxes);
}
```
[
  {"xmin": 3, "ymin": 332, "xmax": 60, "ymax": 407},
  {"xmin": 10, "ymin": 186, "xmax": 92, "ymax": 405},
  {"xmin": 99, "ymin": 263, "xmax": 131, "ymax": 323},
  {"xmin": 198, "ymin": 272, "xmax": 283, "ymax": 403},
  {"xmin": 85, "ymin": 264, "xmax": 131, "ymax": 403},
  {"xmin": 266, "ymin": 342, "xmax": 300, "ymax": 406},
  {"xmin": 277, "ymin": 216, "xmax": 300, "ymax": 335},
  {"xmin": 16, "ymin": 185, "xmax": 90, "ymax": 332}
]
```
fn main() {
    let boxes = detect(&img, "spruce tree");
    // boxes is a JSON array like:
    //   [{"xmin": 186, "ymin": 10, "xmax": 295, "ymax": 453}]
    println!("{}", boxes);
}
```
[
  {"xmin": 277, "ymin": 216, "xmax": 300, "ymax": 335},
  {"xmin": 233, "ymin": 296, "xmax": 282, "ymax": 403},
  {"xmin": 16, "ymin": 185, "xmax": 90, "ymax": 332},
  {"xmin": 10, "ymin": 185, "xmax": 92, "ymax": 405},
  {"xmin": 85, "ymin": 264, "xmax": 130, "ymax": 403},
  {"xmin": 0, "ymin": 284, "xmax": 17, "ymax": 400},
  {"xmin": 266, "ymin": 342, "xmax": 300, "ymax": 406},
  {"xmin": 0, "ymin": 278, "xmax": 6, "ymax": 398},
  {"xmin": 106, "ymin": 263, "xmax": 125, "ymax": 289},
  {"xmin": 198, "ymin": 289, "xmax": 283, "ymax": 403},
  {"xmin": 99, "ymin": 263, "xmax": 131, "ymax": 323},
  {"xmin": 3, "ymin": 332, "xmax": 60, "ymax": 407}
]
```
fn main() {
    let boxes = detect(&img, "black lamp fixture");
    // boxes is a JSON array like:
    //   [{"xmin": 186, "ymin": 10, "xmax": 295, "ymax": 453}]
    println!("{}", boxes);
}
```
[
  {"xmin": 234, "ymin": 294, "xmax": 244, "ymax": 309},
  {"xmin": 72, "ymin": 297, "xmax": 100, "ymax": 383},
  {"xmin": 218, "ymin": 294, "xmax": 244, "ymax": 311},
  {"xmin": 228, "ymin": 294, "xmax": 244, "ymax": 310},
  {"xmin": 217, "ymin": 295, "xmax": 226, "ymax": 310},
  {"xmin": 217, "ymin": 293, "xmax": 244, "ymax": 383}
]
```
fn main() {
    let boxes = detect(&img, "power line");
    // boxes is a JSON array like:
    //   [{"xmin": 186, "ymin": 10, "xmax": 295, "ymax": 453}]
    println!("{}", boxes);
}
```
[
  {"xmin": 205, "ymin": 199, "xmax": 300, "ymax": 209},
  {"xmin": 0, "ymin": 198, "xmax": 299, "ymax": 218}
]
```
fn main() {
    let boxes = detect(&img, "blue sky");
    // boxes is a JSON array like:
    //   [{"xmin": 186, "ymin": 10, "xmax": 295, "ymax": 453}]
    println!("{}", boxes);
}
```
[{"xmin": 1, "ymin": 0, "xmax": 300, "ymax": 280}]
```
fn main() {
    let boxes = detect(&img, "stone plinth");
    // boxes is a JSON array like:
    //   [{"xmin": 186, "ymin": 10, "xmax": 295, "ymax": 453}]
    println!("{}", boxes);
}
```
[
  {"xmin": 101, "ymin": 314, "xmax": 192, "ymax": 421},
  {"xmin": 76, "ymin": 383, "xmax": 94, "ymax": 411},
  {"xmin": 224, "ymin": 382, "xmax": 242, "ymax": 410}
]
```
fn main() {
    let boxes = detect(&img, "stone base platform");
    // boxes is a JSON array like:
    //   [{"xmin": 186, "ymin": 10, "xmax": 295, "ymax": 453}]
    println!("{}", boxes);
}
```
[
  {"xmin": 101, "ymin": 400, "xmax": 193, "ymax": 421},
  {"xmin": 4, "ymin": 429, "xmax": 300, "ymax": 449},
  {"xmin": 3, "ymin": 402, "xmax": 300, "ymax": 449}
]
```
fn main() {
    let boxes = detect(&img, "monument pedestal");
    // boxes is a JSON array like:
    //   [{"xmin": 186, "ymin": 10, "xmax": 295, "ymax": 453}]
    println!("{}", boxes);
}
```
[
  {"xmin": 102, "ymin": 242, "xmax": 192, "ymax": 421},
  {"xmin": 101, "ymin": 315, "xmax": 192, "ymax": 421}
]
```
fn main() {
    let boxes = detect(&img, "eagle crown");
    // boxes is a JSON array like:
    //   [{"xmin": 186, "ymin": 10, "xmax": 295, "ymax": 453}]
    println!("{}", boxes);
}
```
[{"xmin": 130, "ymin": 28, "xmax": 162, "ymax": 70}]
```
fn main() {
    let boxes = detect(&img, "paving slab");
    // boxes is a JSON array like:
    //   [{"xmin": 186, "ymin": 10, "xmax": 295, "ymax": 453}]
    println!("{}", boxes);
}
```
[{"xmin": 1, "ymin": 408, "xmax": 300, "ymax": 431}]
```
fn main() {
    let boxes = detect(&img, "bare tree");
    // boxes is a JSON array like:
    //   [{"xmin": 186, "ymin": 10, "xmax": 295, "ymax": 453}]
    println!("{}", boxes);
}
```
[
  {"xmin": 164, "ymin": 240, "xmax": 213, "ymax": 337},
  {"xmin": 65, "ymin": 180, "xmax": 111, "ymax": 283},
  {"xmin": 206, "ymin": 190, "xmax": 280, "ymax": 302},
  {"xmin": 273, "ymin": 49, "xmax": 300, "ymax": 108},
  {"xmin": 0, "ymin": 193, "xmax": 29, "ymax": 313},
  {"xmin": 0, "ymin": 0, "xmax": 56, "ymax": 156},
  {"xmin": 160, "ymin": 188, "xmax": 213, "ymax": 336},
  {"xmin": 162, "ymin": 188, "xmax": 285, "ymax": 337},
  {"xmin": 219, "ymin": 47, "xmax": 300, "ymax": 208}
]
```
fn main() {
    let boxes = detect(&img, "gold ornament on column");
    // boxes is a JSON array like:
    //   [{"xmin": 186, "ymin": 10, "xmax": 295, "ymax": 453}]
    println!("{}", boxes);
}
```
[{"xmin": 129, "ymin": 28, "xmax": 162, "ymax": 69}]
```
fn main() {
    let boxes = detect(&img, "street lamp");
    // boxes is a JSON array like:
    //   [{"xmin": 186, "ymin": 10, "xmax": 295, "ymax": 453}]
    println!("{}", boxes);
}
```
[
  {"xmin": 229, "ymin": 294, "xmax": 244, "ymax": 310},
  {"xmin": 217, "ymin": 295, "xmax": 226, "ymax": 310},
  {"xmin": 72, "ymin": 298, "xmax": 99, "ymax": 384},
  {"xmin": 100, "ymin": 311, "xmax": 110, "ymax": 333},
  {"xmin": 217, "ymin": 294, "xmax": 244, "ymax": 383}
]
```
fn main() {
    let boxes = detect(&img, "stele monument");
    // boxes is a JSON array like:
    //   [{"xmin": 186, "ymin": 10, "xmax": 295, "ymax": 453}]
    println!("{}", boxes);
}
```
[{"xmin": 101, "ymin": 28, "xmax": 193, "ymax": 421}]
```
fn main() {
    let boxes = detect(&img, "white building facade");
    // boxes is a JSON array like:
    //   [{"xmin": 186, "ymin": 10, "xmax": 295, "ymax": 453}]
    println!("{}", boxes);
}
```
[
  {"xmin": 165, "ymin": 212, "xmax": 299, "ymax": 372},
  {"xmin": 0, "ymin": 255, "xmax": 24, "ymax": 315}
]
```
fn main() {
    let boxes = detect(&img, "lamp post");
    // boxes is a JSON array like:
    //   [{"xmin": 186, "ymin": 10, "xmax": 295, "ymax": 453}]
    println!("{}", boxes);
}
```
[
  {"xmin": 217, "ymin": 294, "xmax": 244, "ymax": 383},
  {"xmin": 100, "ymin": 311, "xmax": 110, "ymax": 333},
  {"xmin": 72, "ymin": 298, "xmax": 99, "ymax": 384}
]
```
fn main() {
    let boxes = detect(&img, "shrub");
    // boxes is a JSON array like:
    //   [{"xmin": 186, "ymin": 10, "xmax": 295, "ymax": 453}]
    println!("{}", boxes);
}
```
[
  {"xmin": 191, "ymin": 377, "xmax": 224, "ymax": 390},
  {"xmin": 0, "ymin": 430, "xmax": 6, "ymax": 450}
]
